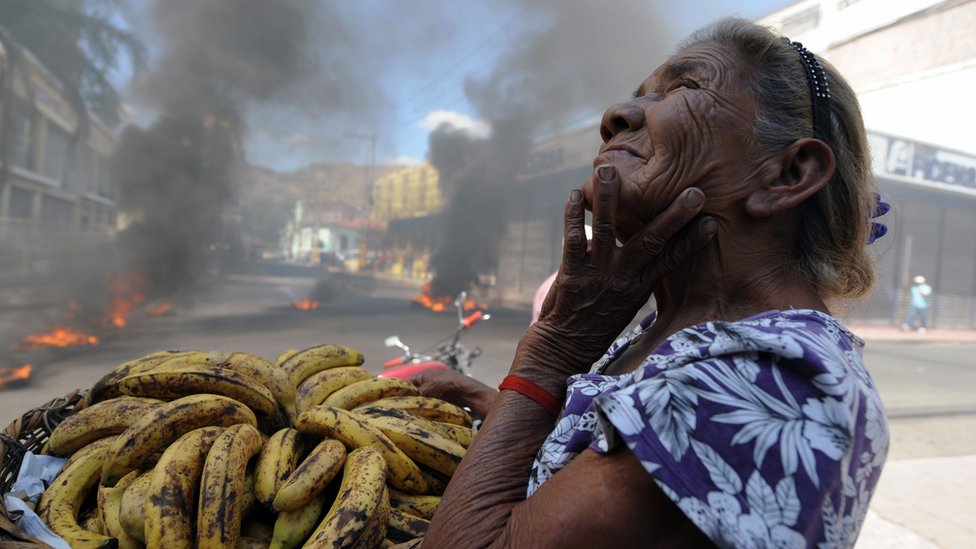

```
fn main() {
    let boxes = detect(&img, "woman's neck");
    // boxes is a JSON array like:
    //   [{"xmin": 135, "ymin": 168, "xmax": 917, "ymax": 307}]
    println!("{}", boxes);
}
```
[{"xmin": 649, "ymin": 230, "xmax": 829, "ymax": 338}]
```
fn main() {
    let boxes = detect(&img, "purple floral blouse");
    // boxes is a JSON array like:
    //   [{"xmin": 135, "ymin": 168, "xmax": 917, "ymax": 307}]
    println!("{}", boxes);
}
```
[{"xmin": 527, "ymin": 309, "xmax": 889, "ymax": 548}]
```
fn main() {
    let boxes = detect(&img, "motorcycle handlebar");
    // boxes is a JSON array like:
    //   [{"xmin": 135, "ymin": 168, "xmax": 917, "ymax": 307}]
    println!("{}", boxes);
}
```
[
  {"xmin": 462, "ymin": 310, "xmax": 485, "ymax": 329},
  {"xmin": 383, "ymin": 357, "xmax": 404, "ymax": 368}
]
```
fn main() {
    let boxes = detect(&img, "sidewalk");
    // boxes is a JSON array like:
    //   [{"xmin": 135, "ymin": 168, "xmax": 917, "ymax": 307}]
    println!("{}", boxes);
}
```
[
  {"xmin": 851, "ymin": 325, "xmax": 976, "ymax": 343},
  {"xmin": 858, "ymin": 455, "xmax": 975, "ymax": 548}
]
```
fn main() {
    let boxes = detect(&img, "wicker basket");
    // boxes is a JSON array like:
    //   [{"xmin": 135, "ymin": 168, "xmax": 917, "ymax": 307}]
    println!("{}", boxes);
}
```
[{"xmin": 0, "ymin": 389, "xmax": 86, "ymax": 547}]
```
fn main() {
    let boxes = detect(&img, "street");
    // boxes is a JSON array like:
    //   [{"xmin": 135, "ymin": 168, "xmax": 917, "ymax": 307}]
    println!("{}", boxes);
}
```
[{"xmin": 3, "ymin": 263, "xmax": 975, "ymax": 547}]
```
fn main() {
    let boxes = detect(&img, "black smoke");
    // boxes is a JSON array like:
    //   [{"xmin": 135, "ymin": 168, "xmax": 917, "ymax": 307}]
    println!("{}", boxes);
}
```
[{"xmin": 426, "ymin": 0, "xmax": 675, "ymax": 298}]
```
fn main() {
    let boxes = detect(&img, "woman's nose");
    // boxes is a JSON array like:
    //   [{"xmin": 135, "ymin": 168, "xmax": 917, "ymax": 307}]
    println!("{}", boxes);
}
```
[{"xmin": 600, "ymin": 100, "xmax": 646, "ymax": 143}]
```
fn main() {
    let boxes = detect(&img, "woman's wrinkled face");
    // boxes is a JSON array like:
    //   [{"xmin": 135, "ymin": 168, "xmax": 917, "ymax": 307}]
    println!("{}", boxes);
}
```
[{"xmin": 584, "ymin": 41, "xmax": 765, "ymax": 243}]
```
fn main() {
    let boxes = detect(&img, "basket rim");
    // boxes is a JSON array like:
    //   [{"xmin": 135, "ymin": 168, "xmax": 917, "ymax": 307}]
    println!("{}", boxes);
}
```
[{"xmin": 0, "ymin": 389, "xmax": 87, "ymax": 547}]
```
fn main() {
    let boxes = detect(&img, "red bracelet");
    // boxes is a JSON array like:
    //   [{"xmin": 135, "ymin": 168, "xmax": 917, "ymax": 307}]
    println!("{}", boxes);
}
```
[{"xmin": 498, "ymin": 375, "xmax": 563, "ymax": 417}]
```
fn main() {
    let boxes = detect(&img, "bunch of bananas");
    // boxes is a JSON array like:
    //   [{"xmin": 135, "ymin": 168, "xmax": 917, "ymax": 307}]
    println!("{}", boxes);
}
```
[{"xmin": 34, "ymin": 343, "xmax": 474, "ymax": 548}]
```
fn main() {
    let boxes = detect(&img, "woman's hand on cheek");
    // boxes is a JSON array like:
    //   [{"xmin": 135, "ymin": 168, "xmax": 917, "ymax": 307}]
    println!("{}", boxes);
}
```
[{"xmin": 525, "ymin": 164, "xmax": 716, "ymax": 374}]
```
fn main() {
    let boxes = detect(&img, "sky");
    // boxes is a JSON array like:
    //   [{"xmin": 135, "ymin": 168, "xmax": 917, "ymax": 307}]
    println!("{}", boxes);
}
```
[{"xmin": 120, "ymin": 1, "xmax": 795, "ymax": 172}]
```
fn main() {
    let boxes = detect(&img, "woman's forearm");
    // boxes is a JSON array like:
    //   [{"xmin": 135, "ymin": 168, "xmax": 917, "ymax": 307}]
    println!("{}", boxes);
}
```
[{"xmin": 421, "ymin": 389, "xmax": 559, "ymax": 547}]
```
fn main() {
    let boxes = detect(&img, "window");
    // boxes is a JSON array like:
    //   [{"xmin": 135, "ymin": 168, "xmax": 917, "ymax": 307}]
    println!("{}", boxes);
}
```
[
  {"xmin": 42, "ymin": 120, "xmax": 72, "ymax": 183},
  {"xmin": 8, "ymin": 187, "xmax": 34, "ymax": 218},
  {"xmin": 11, "ymin": 101, "xmax": 34, "ymax": 170},
  {"xmin": 40, "ymin": 195, "xmax": 74, "ymax": 224}
]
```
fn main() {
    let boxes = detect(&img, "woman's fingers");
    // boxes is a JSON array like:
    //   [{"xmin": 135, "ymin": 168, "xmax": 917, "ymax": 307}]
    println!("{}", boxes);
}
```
[
  {"xmin": 589, "ymin": 165, "xmax": 619, "ymax": 265},
  {"xmin": 561, "ymin": 188, "xmax": 588, "ymax": 274},
  {"xmin": 642, "ymin": 216, "xmax": 717, "ymax": 284},
  {"xmin": 621, "ymin": 187, "xmax": 708, "ymax": 281}
]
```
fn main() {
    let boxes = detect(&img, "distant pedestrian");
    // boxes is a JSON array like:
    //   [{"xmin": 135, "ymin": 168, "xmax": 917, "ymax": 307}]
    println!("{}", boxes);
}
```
[{"xmin": 902, "ymin": 275, "xmax": 932, "ymax": 333}]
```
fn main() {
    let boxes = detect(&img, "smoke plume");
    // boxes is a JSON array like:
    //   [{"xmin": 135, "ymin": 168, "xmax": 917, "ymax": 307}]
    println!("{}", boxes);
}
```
[{"xmin": 426, "ymin": 0, "xmax": 676, "ymax": 297}]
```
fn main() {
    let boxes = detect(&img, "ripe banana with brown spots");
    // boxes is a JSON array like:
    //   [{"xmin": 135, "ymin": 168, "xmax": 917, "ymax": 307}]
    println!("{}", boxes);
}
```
[
  {"xmin": 36, "ymin": 439, "xmax": 115, "ymax": 549},
  {"xmin": 269, "ymin": 490, "xmax": 328, "ymax": 549},
  {"xmin": 97, "ymin": 470, "xmax": 141, "ymax": 549},
  {"xmin": 47, "ymin": 396, "xmax": 164, "ymax": 456},
  {"xmin": 101, "ymin": 393, "xmax": 257, "ymax": 486},
  {"xmin": 144, "ymin": 426, "xmax": 225, "ymax": 548},
  {"xmin": 352, "ymin": 485, "xmax": 391, "ymax": 549},
  {"xmin": 117, "ymin": 366, "xmax": 278, "ymax": 415},
  {"xmin": 357, "ymin": 395, "xmax": 472, "ymax": 426},
  {"xmin": 362, "ymin": 413, "xmax": 466, "ymax": 476},
  {"xmin": 118, "ymin": 470, "xmax": 153, "ymax": 544},
  {"xmin": 386, "ymin": 508, "xmax": 430, "ymax": 544},
  {"xmin": 388, "ymin": 488, "xmax": 441, "ymax": 520},
  {"xmin": 272, "ymin": 438, "xmax": 345, "ymax": 512},
  {"xmin": 279, "ymin": 343, "xmax": 365, "ymax": 388},
  {"xmin": 295, "ymin": 406, "xmax": 427, "ymax": 494},
  {"xmin": 88, "ymin": 350, "xmax": 195, "ymax": 403},
  {"xmin": 196, "ymin": 423, "xmax": 264, "ymax": 549},
  {"xmin": 295, "ymin": 366, "xmax": 371, "ymax": 414},
  {"xmin": 303, "ymin": 446, "xmax": 387, "ymax": 548},
  {"xmin": 322, "ymin": 377, "xmax": 419, "ymax": 410},
  {"xmin": 356, "ymin": 405, "xmax": 472, "ymax": 448},
  {"xmin": 254, "ymin": 427, "xmax": 304, "ymax": 509}
]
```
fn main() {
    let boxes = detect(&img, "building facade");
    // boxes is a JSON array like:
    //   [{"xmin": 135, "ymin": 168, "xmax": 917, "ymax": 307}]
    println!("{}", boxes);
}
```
[{"xmin": 0, "ymin": 40, "xmax": 117, "ymax": 277}]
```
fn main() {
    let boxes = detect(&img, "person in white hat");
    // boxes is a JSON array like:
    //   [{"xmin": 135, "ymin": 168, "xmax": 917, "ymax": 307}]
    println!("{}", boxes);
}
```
[{"xmin": 902, "ymin": 275, "xmax": 932, "ymax": 333}]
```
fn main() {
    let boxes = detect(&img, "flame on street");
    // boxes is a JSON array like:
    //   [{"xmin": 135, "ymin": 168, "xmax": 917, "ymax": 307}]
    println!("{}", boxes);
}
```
[
  {"xmin": 105, "ymin": 273, "xmax": 148, "ymax": 328},
  {"xmin": 292, "ymin": 299, "xmax": 320, "ymax": 311},
  {"xmin": 412, "ymin": 283, "xmax": 488, "ymax": 313},
  {"xmin": 0, "ymin": 364, "xmax": 32, "ymax": 389},
  {"xmin": 15, "ymin": 326, "xmax": 100, "ymax": 351}
]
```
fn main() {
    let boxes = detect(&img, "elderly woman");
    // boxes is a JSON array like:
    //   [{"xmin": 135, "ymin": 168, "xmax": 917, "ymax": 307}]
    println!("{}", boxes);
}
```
[{"xmin": 415, "ymin": 17, "xmax": 889, "ymax": 548}]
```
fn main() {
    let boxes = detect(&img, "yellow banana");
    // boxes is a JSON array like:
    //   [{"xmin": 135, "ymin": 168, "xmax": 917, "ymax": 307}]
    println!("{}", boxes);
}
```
[
  {"xmin": 88, "ymin": 350, "xmax": 195, "ymax": 403},
  {"xmin": 418, "ymin": 466, "xmax": 448, "ymax": 496},
  {"xmin": 356, "ymin": 405, "xmax": 472, "ymax": 448},
  {"xmin": 119, "ymin": 470, "xmax": 153, "ymax": 543},
  {"xmin": 255, "ymin": 428, "xmax": 305, "ymax": 509},
  {"xmin": 388, "ymin": 488, "xmax": 441, "ymax": 520},
  {"xmin": 97, "ymin": 470, "xmax": 141, "ymax": 549},
  {"xmin": 272, "ymin": 438, "xmax": 345, "ymax": 512},
  {"xmin": 117, "ymin": 366, "xmax": 278, "ymax": 415},
  {"xmin": 35, "ymin": 436, "xmax": 115, "ymax": 548},
  {"xmin": 358, "ymin": 395, "xmax": 472, "ymax": 426},
  {"xmin": 362, "ymin": 414, "xmax": 466, "ymax": 476},
  {"xmin": 295, "ymin": 406, "xmax": 427, "ymax": 494},
  {"xmin": 279, "ymin": 343, "xmax": 365, "ymax": 388},
  {"xmin": 102, "ymin": 393, "xmax": 257, "ymax": 486},
  {"xmin": 352, "ymin": 485, "xmax": 390, "ymax": 549},
  {"xmin": 64, "ymin": 436, "xmax": 118, "ymax": 470},
  {"xmin": 243, "ymin": 463, "xmax": 258, "ymax": 519},
  {"xmin": 79, "ymin": 508, "xmax": 104, "ymax": 535},
  {"xmin": 144, "ymin": 426, "xmax": 225, "ymax": 548},
  {"xmin": 197, "ymin": 423, "xmax": 265, "ymax": 549},
  {"xmin": 323, "ymin": 377, "xmax": 419, "ymax": 410},
  {"xmin": 275, "ymin": 349, "xmax": 300, "ymax": 367},
  {"xmin": 386, "ymin": 508, "xmax": 430, "ymax": 544},
  {"xmin": 218, "ymin": 351, "xmax": 298, "ymax": 420},
  {"xmin": 48, "ymin": 396, "xmax": 165, "ymax": 455},
  {"xmin": 304, "ymin": 446, "xmax": 387, "ymax": 548},
  {"xmin": 269, "ymin": 490, "xmax": 328, "ymax": 549},
  {"xmin": 295, "ymin": 366, "xmax": 371, "ymax": 414}
]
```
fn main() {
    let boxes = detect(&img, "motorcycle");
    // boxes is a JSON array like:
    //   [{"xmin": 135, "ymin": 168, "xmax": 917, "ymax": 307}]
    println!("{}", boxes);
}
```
[{"xmin": 379, "ymin": 291, "xmax": 490, "ymax": 379}]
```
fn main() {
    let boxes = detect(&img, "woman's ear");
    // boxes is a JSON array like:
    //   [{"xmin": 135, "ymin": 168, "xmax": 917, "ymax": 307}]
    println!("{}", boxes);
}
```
[{"xmin": 745, "ymin": 138, "xmax": 835, "ymax": 217}]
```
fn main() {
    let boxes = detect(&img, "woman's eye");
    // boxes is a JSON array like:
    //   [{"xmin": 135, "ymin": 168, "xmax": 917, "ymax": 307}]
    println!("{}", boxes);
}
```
[{"xmin": 669, "ymin": 79, "xmax": 699, "ymax": 92}]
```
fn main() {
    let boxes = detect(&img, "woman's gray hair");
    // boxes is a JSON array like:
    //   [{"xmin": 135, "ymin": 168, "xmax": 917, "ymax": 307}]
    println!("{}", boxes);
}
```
[{"xmin": 682, "ymin": 17, "xmax": 877, "ymax": 300}]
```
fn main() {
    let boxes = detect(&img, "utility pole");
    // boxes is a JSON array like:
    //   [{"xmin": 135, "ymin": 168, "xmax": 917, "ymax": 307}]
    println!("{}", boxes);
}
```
[{"xmin": 345, "ymin": 132, "xmax": 376, "ymax": 271}]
